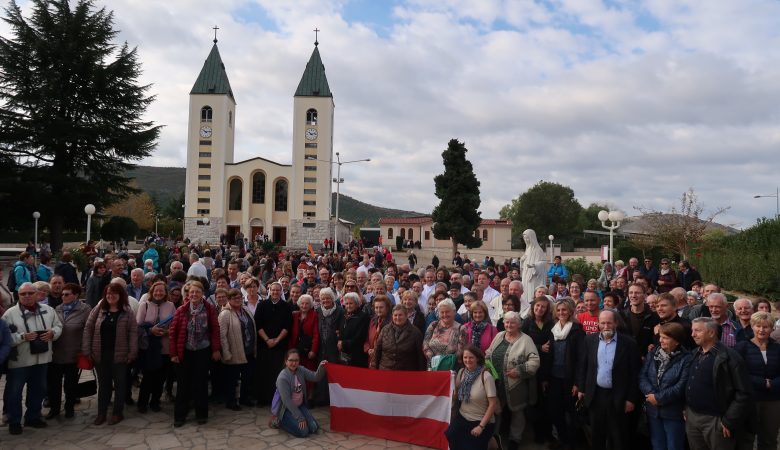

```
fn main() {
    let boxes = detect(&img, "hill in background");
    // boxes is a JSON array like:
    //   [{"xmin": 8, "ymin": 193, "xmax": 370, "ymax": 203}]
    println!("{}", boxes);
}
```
[{"xmin": 125, "ymin": 165, "xmax": 423, "ymax": 226}]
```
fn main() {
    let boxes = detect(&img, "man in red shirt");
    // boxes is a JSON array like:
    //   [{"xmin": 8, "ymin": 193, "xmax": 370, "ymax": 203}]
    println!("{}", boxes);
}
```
[{"xmin": 576, "ymin": 290, "xmax": 601, "ymax": 334}]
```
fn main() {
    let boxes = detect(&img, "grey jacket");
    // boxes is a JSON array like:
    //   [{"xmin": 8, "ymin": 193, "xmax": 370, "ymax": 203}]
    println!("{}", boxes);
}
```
[
  {"xmin": 274, "ymin": 363, "xmax": 326, "ymax": 421},
  {"xmin": 52, "ymin": 301, "xmax": 91, "ymax": 364}
]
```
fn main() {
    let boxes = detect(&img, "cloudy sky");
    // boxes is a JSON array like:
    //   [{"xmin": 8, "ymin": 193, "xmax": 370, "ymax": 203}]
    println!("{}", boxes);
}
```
[{"xmin": 6, "ymin": 0, "xmax": 780, "ymax": 228}]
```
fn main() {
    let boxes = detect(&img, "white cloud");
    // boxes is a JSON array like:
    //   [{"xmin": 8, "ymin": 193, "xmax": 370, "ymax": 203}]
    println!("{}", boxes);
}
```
[{"xmin": 2, "ymin": 0, "xmax": 779, "ymax": 228}]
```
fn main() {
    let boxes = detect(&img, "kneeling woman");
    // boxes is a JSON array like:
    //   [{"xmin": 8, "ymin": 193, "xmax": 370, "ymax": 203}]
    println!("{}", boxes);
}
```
[
  {"xmin": 274, "ymin": 349, "xmax": 327, "ymax": 437},
  {"xmin": 445, "ymin": 345, "xmax": 498, "ymax": 450}
]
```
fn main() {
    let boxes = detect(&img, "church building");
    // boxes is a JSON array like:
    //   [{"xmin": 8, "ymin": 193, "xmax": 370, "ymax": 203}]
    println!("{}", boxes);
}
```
[{"xmin": 183, "ymin": 37, "xmax": 348, "ymax": 248}]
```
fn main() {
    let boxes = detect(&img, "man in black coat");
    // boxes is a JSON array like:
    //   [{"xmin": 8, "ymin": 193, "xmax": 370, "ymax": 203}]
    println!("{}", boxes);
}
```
[{"xmin": 576, "ymin": 309, "xmax": 641, "ymax": 450}]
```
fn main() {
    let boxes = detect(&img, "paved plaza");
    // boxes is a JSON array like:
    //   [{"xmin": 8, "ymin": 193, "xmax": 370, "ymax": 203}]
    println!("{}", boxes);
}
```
[{"xmin": 0, "ymin": 379, "xmax": 548, "ymax": 450}]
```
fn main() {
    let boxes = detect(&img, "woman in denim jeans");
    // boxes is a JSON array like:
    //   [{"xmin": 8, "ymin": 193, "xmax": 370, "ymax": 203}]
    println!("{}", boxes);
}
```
[
  {"xmin": 274, "ymin": 349, "xmax": 327, "ymax": 437},
  {"xmin": 639, "ymin": 322, "xmax": 692, "ymax": 450}
]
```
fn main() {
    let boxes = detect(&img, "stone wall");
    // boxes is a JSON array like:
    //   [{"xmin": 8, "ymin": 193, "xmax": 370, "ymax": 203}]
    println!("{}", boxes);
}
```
[
  {"xmin": 288, "ymin": 219, "xmax": 332, "ymax": 250},
  {"xmin": 183, "ymin": 217, "xmax": 222, "ymax": 245}
]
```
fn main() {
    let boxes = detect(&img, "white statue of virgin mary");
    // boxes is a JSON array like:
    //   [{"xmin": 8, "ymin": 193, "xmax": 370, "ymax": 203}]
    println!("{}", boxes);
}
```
[{"xmin": 520, "ymin": 229, "xmax": 547, "ymax": 306}]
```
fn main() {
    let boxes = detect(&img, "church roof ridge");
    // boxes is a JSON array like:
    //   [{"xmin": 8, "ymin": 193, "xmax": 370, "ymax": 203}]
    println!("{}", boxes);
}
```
[
  {"xmin": 295, "ymin": 45, "xmax": 332, "ymax": 97},
  {"xmin": 191, "ymin": 43, "xmax": 234, "ymax": 99}
]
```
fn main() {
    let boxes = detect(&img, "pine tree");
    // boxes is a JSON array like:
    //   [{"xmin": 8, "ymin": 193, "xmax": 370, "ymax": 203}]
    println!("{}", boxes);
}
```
[
  {"xmin": 431, "ymin": 139, "xmax": 482, "ymax": 258},
  {"xmin": 0, "ymin": 0, "xmax": 161, "ymax": 251}
]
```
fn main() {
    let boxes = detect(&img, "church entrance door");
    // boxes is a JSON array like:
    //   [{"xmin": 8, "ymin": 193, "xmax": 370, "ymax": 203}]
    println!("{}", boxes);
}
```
[{"xmin": 273, "ymin": 227, "xmax": 287, "ymax": 246}]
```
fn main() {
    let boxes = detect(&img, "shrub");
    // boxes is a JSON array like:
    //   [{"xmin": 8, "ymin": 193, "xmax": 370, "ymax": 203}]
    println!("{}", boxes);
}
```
[{"xmin": 563, "ymin": 257, "xmax": 602, "ymax": 283}]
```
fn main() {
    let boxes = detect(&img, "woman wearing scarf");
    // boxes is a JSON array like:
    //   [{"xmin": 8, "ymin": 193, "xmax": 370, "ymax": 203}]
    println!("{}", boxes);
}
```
[
  {"xmin": 338, "ymin": 292, "xmax": 369, "ymax": 367},
  {"xmin": 445, "ymin": 345, "xmax": 498, "ymax": 450},
  {"xmin": 48, "ymin": 283, "xmax": 90, "ymax": 419},
  {"xmin": 169, "ymin": 280, "xmax": 221, "ymax": 427},
  {"xmin": 364, "ymin": 295, "xmax": 392, "ymax": 368},
  {"xmin": 313, "ymin": 288, "xmax": 343, "ymax": 406},
  {"xmin": 136, "ymin": 280, "xmax": 175, "ymax": 413},
  {"xmin": 423, "ymin": 299, "xmax": 464, "ymax": 371},
  {"xmin": 462, "ymin": 301, "xmax": 498, "ymax": 354},
  {"xmin": 639, "ymin": 322, "xmax": 692, "ymax": 450},
  {"xmin": 401, "ymin": 290, "xmax": 426, "ymax": 334},
  {"xmin": 372, "ymin": 305, "xmax": 426, "ymax": 370},
  {"xmin": 219, "ymin": 288, "xmax": 256, "ymax": 410},
  {"xmin": 485, "ymin": 311, "xmax": 540, "ymax": 450},
  {"xmin": 656, "ymin": 258, "xmax": 677, "ymax": 294},
  {"xmin": 521, "ymin": 296, "xmax": 555, "ymax": 445},
  {"xmin": 546, "ymin": 299, "xmax": 585, "ymax": 450},
  {"xmin": 82, "ymin": 283, "xmax": 138, "ymax": 425}
]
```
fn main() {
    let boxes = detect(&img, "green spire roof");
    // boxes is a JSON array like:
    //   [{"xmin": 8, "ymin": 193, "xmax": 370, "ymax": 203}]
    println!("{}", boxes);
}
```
[
  {"xmin": 191, "ymin": 44, "xmax": 234, "ymax": 99},
  {"xmin": 295, "ymin": 45, "xmax": 332, "ymax": 97}
]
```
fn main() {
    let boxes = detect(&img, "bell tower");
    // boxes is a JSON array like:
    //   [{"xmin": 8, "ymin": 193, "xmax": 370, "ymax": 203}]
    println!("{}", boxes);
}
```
[{"xmin": 183, "ymin": 38, "xmax": 236, "ymax": 243}]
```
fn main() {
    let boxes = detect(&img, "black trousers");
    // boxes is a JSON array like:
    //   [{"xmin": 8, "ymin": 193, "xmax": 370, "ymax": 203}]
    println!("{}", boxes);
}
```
[
  {"xmin": 138, "ymin": 355, "xmax": 170, "ymax": 408},
  {"xmin": 589, "ymin": 387, "xmax": 629, "ymax": 450},
  {"xmin": 174, "ymin": 348, "xmax": 210, "ymax": 421},
  {"xmin": 47, "ymin": 362, "xmax": 78, "ymax": 413},
  {"xmin": 256, "ymin": 345, "xmax": 285, "ymax": 405},
  {"xmin": 547, "ymin": 376, "xmax": 577, "ymax": 448}
]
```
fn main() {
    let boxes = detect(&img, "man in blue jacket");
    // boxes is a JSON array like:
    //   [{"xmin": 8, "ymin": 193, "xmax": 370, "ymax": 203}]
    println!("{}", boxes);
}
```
[{"xmin": 547, "ymin": 256, "xmax": 568, "ymax": 285}]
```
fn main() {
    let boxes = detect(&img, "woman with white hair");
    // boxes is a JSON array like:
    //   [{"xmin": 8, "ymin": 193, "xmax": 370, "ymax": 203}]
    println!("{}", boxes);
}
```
[
  {"xmin": 313, "ymin": 287, "xmax": 343, "ymax": 406},
  {"xmin": 338, "ymin": 292, "xmax": 369, "ymax": 367},
  {"xmin": 423, "ymin": 298, "xmax": 464, "ymax": 371},
  {"xmin": 289, "ymin": 294, "xmax": 320, "ymax": 398},
  {"xmin": 486, "ymin": 311, "xmax": 541, "ymax": 450}
]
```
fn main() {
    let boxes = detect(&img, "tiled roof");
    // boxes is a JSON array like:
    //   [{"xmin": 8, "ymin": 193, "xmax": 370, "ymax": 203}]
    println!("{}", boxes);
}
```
[
  {"xmin": 191, "ymin": 44, "xmax": 234, "ymax": 99},
  {"xmin": 378, "ymin": 217, "xmax": 512, "ymax": 226},
  {"xmin": 379, "ymin": 216, "xmax": 431, "ymax": 225},
  {"xmin": 295, "ymin": 46, "xmax": 332, "ymax": 97}
]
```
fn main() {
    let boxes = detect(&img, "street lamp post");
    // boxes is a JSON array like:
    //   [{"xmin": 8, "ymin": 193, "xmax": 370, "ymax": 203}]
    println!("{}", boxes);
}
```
[
  {"xmin": 548, "ymin": 234, "xmax": 554, "ymax": 263},
  {"xmin": 32, "ymin": 211, "xmax": 40, "ymax": 260},
  {"xmin": 85, "ymin": 204, "xmax": 96, "ymax": 244},
  {"xmin": 753, "ymin": 186, "xmax": 779, "ymax": 220},
  {"xmin": 319, "ymin": 152, "xmax": 370, "ymax": 252},
  {"xmin": 598, "ymin": 210, "xmax": 625, "ymax": 266}
]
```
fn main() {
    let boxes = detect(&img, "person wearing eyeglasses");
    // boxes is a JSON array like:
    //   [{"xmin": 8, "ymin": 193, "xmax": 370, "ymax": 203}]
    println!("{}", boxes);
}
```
[
  {"xmin": 656, "ymin": 259, "xmax": 677, "ymax": 294},
  {"xmin": 3, "ymin": 282, "xmax": 63, "ymax": 435},
  {"xmin": 47, "ymin": 283, "xmax": 91, "ymax": 419},
  {"xmin": 274, "ymin": 349, "xmax": 327, "ymax": 437}
]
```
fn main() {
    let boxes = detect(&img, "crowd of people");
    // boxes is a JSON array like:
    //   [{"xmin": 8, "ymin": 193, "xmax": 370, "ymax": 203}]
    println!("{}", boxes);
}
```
[{"xmin": 0, "ymin": 243, "xmax": 778, "ymax": 450}]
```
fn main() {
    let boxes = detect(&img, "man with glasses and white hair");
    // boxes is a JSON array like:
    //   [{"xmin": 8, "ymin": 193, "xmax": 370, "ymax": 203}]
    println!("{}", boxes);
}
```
[{"xmin": 2, "ymin": 282, "xmax": 63, "ymax": 435}]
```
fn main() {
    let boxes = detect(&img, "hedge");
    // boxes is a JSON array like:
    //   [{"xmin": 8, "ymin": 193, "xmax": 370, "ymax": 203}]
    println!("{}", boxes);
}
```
[{"xmin": 690, "ymin": 219, "xmax": 780, "ymax": 300}]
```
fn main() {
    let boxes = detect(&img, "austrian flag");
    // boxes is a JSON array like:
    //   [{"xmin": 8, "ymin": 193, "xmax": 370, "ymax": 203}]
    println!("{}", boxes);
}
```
[{"xmin": 327, "ymin": 364, "xmax": 453, "ymax": 450}]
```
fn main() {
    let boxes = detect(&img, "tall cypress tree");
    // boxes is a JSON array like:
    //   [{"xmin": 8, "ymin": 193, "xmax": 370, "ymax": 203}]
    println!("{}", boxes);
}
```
[
  {"xmin": 0, "ymin": 0, "xmax": 160, "ymax": 251},
  {"xmin": 431, "ymin": 139, "xmax": 482, "ymax": 257}
]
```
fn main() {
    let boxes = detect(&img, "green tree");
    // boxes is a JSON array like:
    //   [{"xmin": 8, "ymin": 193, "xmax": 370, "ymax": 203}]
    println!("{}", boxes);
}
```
[
  {"xmin": 0, "ymin": 0, "xmax": 161, "ymax": 251},
  {"xmin": 501, "ymin": 181, "xmax": 583, "ymax": 245},
  {"xmin": 431, "ymin": 139, "xmax": 482, "ymax": 257},
  {"xmin": 162, "ymin": 192, "xmax": 186, "ymax": 219},
  {"xmin": 100, "ymin": 216, "xmax": 139, "ymax": 241}
]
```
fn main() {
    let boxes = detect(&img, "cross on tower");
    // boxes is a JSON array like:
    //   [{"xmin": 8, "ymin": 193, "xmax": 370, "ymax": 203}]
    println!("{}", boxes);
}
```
[
  {"xmin": 313, "ymin": 28, "xmax": 320, "ymax": 46},
  {"xmin": 213, "ymin": 25, "xmax": 220, "ymax": 44}
]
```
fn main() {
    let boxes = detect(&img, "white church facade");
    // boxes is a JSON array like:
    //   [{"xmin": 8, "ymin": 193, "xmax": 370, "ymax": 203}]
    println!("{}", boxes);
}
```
[{"xmin": 183, "ymin": 38, "xmax": 348, "ymax": 248}]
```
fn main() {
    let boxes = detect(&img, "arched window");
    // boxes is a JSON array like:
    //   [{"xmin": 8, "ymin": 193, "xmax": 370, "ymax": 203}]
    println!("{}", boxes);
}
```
[
  {"xmin": 400, "ymin": 228, "xmax": 406, "ymax": 240},
  {"xmin": 388, "ymin": 228, "xmax": 393, "ymax": 239},
  {"xmin": 408, "ymin": 228, "xmax": 413, "ymax": 240},
  {"xmin": 482, "ymin": 229, "xmax": 488, "ymax": 241},
  {"xmin": 252, "ymin": 172, "xmax": 265, "ymax": 204},
  {"xmin": 274, "ymin": 179, "xmax": 288, "ymax": 212},
  {"xmin": 228, "ymin": 111, "xmax": 233, "ymax": 127},
  {"xmin": 474, "ymin": 229, "xmax": 479, "ymax": 238},
  {"xmin": 201, "ymin": 106, "xmax": 213, "ymax": 122},
  {"xmin": 228, "ymin": 178, "xmax": 242, "ymax": 210},
  {"xmin": 306, "ymin": 108, "xmax": 317, "ymax": 125}
]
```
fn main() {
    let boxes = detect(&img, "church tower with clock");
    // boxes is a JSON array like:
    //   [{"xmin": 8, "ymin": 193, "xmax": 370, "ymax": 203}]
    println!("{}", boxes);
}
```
[{"xmin": 183, "ymin": 36, "xmax": 344, "ymax": 248}]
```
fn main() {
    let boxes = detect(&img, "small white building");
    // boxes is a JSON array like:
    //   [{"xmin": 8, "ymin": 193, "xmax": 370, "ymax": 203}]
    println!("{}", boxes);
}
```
[{"xmin": 379, "ymin": 217, "xmax": 513, "ymax": 251}]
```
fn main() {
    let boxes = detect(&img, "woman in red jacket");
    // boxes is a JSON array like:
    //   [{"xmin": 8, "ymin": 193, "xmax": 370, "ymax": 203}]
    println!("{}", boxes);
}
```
[
  {"xmin": 288, "ymin": 294, "xmax": 319, "ymax": 398},
  {"xmin": 169, "ymin": 280, "xmax": 221, "ymax": 427}
]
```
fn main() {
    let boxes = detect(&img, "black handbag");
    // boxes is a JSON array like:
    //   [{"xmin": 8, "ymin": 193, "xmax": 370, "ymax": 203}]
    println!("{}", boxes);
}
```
[
  {"xmin": 297, "ymin": 334, "xmax": 313, "ymax": 354},
  {"xmin": 75, "ymin": 369, "xmax": 97, "ymax": 398}
]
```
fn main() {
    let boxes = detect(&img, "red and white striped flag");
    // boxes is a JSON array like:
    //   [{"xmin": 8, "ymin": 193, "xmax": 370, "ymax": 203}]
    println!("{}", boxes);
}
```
[{"xmin": 327, "ymin": 364, "xmax": 452, "ymax": 450}]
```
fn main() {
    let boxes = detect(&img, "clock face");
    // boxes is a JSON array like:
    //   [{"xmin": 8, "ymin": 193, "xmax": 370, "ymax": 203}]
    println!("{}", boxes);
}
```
[
  {"xmin": 305, "ymin": 128, "xmax": 318, "ymax": 140},
  {"xmin": 200, "ymin": 126, "xmax": 212, "ymax": 138}
]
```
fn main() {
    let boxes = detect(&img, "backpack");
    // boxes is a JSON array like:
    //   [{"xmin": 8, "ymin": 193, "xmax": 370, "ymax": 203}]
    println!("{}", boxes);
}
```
[{"xmin": 6, "ymin": 267, "xmax": 16, "ymax": 292}]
